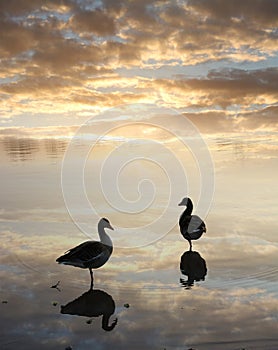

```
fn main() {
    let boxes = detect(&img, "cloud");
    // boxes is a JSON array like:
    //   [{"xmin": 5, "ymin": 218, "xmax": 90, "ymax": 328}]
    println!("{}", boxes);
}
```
[
  {"xmin": 182, "ymin": 106, "xmax": 278, "ymax": 135},
  {"xmin": 154, "ymin": 67, "xmax": 278, "ymax": 108},
  {"xmin": 0, "ymin": 0, "xmax": 277, "ymax": 125},
  {"xmin": 0, "ymin": 17, "xmax": 35, "ymax": 57},
  {"xmin": 206, "ymin": 67, "xmax": 278, "ymax": 94},
  {"xmin": 0, "ymin": 0, "xmax": 73, "ymax": 16},
  {"xmin": 70, "ymin": 8, "xmax": 117, "ymax": 36},
  {"xmin": 187, "ymin": 0, "xmax": 278, "ymax": 25}
]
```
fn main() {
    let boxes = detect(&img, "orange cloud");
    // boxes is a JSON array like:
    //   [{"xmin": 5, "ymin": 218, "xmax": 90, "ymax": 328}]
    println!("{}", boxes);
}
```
[
  {"xmin": 70, "ymin": 8, "xmax": 117, "ymax": 36},
  {"xmin": 0, "ymin": 0, "xmax": 277, "ymax": 125}
]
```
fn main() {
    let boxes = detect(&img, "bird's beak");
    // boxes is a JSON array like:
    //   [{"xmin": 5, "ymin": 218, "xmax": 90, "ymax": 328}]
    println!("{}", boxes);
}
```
[
  {"xmin": 178, "ymin": 202, "xmax": 182, "ymax": 206},
  {"xmin": 109, "ymin": 224, "xmax": 114, "ymax": 230}
]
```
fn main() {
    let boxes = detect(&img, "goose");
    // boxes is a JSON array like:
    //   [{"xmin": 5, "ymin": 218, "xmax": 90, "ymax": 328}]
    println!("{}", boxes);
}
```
[
  {"xmin": 178, "ymin": 197, "xmax": 206, "ymax": 250},
  {"xmin": 56, "ymin": 218, "xmax": 114, "ymax": 289}
]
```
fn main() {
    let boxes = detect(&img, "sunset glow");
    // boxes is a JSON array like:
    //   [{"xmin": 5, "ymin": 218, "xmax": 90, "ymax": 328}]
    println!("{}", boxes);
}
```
[{"xmin": 0, "ymin": 0, "xmax": 277, "ymax": 133}]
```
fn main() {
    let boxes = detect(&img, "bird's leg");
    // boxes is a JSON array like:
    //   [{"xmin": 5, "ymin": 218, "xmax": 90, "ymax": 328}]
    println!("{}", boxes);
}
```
[
  {"xmin": 189, "ymin": 240, "xmax": 192, "ymax": 251},
  {"xmin": 89, "ymin": 268, "xmax": 94, "ymax": 290}
]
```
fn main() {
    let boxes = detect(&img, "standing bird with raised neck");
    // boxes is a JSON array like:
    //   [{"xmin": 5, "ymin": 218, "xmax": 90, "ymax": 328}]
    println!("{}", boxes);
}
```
[
  {"xmin": 178, "ymin": 197, "xmax": 206, "ymax": 250},
  {"xmin": 56, "ymin": 218, "xmax": 114, "ymax": 289}
]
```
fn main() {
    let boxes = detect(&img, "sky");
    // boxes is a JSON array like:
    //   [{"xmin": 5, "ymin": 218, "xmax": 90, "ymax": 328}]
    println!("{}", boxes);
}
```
[{"xmin": 0, "ymin": 0, "xmax": 278, "ymax": 135}]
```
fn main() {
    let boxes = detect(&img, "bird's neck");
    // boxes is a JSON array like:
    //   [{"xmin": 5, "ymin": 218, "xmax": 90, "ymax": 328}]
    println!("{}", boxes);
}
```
[
  {"xmin": 183, "ymin": 199, "xmax": 193, "ymax": 216},
  {"xmin": 98, "ymin": 223, "xmax": 113, "ymax": 247}
]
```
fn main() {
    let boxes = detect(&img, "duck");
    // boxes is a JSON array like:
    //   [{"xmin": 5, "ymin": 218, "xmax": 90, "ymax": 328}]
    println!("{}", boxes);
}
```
[
  {"xmin": 56, "ymin": 218, "xmax": 114, "ymax": 289},
  {"xmin": 178, "ymin": 197, "xmax": 206, "ymax": 250}
]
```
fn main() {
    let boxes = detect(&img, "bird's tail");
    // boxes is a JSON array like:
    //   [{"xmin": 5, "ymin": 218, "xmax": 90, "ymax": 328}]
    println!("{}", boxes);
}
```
[
  {"xmin": 56, "ymin": 254, "xmax": 84, "ymax": 268},
  {"xmin": 56, "ymin": 255, "xmax": 66, "ymax": 264}
]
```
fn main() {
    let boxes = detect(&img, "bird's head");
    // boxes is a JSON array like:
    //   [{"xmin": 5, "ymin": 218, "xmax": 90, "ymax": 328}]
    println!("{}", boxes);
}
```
[
  {"xmin": 100, "ymin": 218, "xmax": 114, "ymax": 230},
  {"xmin": 178, "ymin": 197, "xmax": 189, "ymax": 206}
]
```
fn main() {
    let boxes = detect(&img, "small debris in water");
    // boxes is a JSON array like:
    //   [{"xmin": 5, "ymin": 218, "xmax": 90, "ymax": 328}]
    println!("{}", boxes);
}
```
[
  {"xmin": 124, "ymin": 303, "xmax": 130, "ymax": 308},
  {"xmin": 50, "ymin": 280, "xmax": 61, "ymax": 292},
  {"xmin": 65, "ymin": 347, "xmax": 72, "ymax": 350},
  {"xmin": 86, "ymin": 319, "xmax": 93, "ymax": 324},
  {"xmin": 52, "ymin": 301, "xmax": 58, "ymax": 306},
  {"xmin": 2, "ymin": 300, "xmax": 8, "ymax": 304}
]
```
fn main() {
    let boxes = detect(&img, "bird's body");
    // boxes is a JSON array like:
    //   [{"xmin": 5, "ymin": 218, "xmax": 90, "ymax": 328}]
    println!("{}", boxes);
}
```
[
  {"xmin": 57, "ymin": 240, "xmax": 112, "ymax": 269},
  {"xmin": 56, "ymin": 218, "xmax": 114, "ymax": 288},
  {"xmin": 179, "ymin": 197, "xmax": 206, "ymax": 250}
]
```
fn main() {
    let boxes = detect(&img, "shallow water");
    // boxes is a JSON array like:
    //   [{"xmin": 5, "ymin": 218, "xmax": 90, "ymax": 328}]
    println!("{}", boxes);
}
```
[{"xmin": 0, "ymin": 130, "xmax": 278, "ymax": 350}]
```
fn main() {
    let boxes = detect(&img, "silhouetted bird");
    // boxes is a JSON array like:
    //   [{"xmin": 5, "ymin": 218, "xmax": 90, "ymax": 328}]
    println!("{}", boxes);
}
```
[
  {"xmin": 56, "ymin": 218, "xmax": 114, "ymax": 289},
  {"xmin": 61, "ymin": 288, "xmax": 118, "ymax": 331},
  {"xmin": 178, "ymin": 197, "xmax": 206, "ymax": 250},
  {"xmin": 180, "ymin": 250, "xmax": 207, "ymax": 288}
]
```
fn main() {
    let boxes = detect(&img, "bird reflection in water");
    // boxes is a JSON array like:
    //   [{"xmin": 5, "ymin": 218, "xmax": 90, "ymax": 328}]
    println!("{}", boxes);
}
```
[
  {"xmin": 180, "ymin": 250, "xmax": 207, "ymax": 289},
  {"xmin": 61, "ymin": 287, "xmax": 118, "ymax": 331}
]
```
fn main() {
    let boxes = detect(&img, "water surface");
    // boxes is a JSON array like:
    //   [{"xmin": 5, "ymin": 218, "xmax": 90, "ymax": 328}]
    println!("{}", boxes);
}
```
[{"xmin": 0, "ymin": 131, "xmax": 277, "ymax": 350}]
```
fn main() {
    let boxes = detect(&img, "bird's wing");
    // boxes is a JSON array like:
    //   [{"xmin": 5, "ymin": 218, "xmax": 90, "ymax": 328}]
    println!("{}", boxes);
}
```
[
  {"xmin": 63, "ymin": 241, "xmax": 94, "ymax": 254},
  {"xmin": 61, "ymin": 241, "xmax": 108, "ymax": 263},
  {"xmin": 187, "ymin": 215, "xmax": 206, "ymax": 233}
]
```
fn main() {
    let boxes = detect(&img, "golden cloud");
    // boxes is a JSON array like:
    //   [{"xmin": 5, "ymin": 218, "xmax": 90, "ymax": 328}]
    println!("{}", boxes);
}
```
[{"xmin": 0, "ymin": 0, "xmax": 277, "ymax": 125}]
